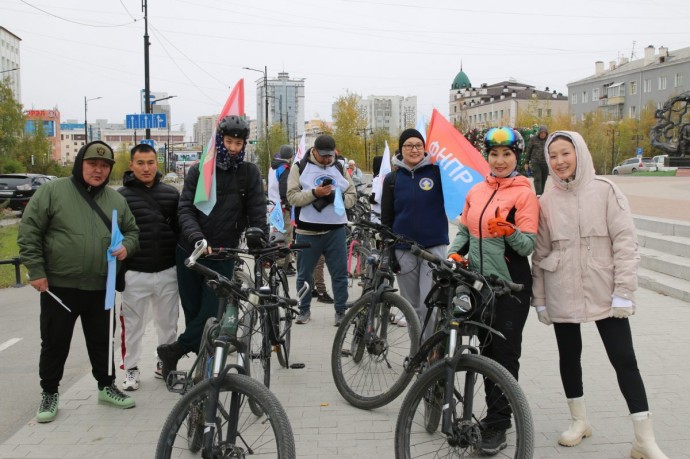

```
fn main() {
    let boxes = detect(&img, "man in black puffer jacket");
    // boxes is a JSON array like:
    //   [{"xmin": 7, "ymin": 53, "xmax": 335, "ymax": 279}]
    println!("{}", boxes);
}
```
[
  {"xmin": 157, "ymin": 115, "xmax": 268, "ymax": 379},
  {"xmin": 118, "ymin": 143, "xmax": 180, "ymax": 390}
]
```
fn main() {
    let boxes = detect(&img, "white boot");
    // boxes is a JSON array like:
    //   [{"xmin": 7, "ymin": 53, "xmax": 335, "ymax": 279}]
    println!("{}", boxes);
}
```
[
  {"xmin": 558, "ymin": 396, "xmax": 593, "ymax": 447},
  {"xmin": 630, "ymin": 412, "xmax": 668, "ymax": 459}
]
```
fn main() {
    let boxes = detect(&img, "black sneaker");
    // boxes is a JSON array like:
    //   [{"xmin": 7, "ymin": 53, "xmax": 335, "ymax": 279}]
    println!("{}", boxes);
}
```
[
  {"xmin": 284, "ymin": 266, "xmax": 296, "ymax": 276},
  {"xmin": 312, "ymin": 289, "xmax": 319, "ymax": 298},
  {"xmin": 479, "ymin": 427, "xmax": 507, "ymax": 455},
  {"xmin": 317, "ymin": 292, "xmax": 334, "ymax": 304}
]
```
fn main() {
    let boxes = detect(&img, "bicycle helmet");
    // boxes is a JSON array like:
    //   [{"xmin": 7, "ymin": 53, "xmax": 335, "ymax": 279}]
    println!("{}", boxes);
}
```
[
  {"xmin": 218, "ymin": 115, "xmax": 250, "ymax": 140},
  {"xmin": 269, "ymin": 231, "xmax": 286, "ymax": 245},
  {"xmin": 484, "ymin": 127, "xmax": 525, "ymax": 155},
  {"xmin": 245, "ymin": 227, "xmax": 265, "ymax": 249}
]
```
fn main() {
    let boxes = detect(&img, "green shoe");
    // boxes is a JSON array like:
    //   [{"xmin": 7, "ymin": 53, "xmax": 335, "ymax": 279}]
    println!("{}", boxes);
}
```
[
  {"xmin": 98, "ymin": 384, "xmax": 136, "ymax": 409},
  {"xmin": 36, "ymin": 392, "xmax": 59, "ymax": 423}
]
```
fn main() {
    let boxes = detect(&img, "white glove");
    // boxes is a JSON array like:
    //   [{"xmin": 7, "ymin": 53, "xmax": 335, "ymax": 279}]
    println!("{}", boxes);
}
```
[
  {"xmin": 535, "ymin": 306, "xmax": 552, "ymax": 326},
  {"xmin": 611, "ymin": 295, "xmax": 633, "ymax": 318}
]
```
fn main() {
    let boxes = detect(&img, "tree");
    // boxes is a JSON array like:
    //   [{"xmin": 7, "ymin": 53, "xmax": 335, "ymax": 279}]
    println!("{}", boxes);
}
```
[
  {"xmin": 0, "ymin": 79, "xmax": 25, "ymax": 173},
  {"xmin": 333, "ymin": 92, "xmax": 367, "ymax": 166}
]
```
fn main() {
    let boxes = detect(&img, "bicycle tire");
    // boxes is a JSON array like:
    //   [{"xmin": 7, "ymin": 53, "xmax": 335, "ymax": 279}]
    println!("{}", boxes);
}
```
[
  {"xmin": 242, "ymin": 308, "xmax": 270, "ymax": 416},
  {"xmin": 274, "ymin": 268, "xmax": 292, "ymax": 368},
  {"xmin": 394, "ymin": 354, "xmax": 534, "ymax": 458},
  {"xmin": 185, "ymin": 316, "xmax": 221, "ymax": 452},
  {"xmin": 155, "ymin": 374, "xmax": 295, "ymax": 459},
  {"xmin": 347, "ymin": 243, "xmax": 370, "ymax": 280},
  {"xmin": 331, "ymin": 291, "xmax": 421, "ymax": 410}
]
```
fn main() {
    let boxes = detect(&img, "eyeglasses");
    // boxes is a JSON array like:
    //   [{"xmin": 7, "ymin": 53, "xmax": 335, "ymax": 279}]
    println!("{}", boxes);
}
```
[{"xmin": 402, "ymin": 143, "xmax": 424, "ymax": 151}]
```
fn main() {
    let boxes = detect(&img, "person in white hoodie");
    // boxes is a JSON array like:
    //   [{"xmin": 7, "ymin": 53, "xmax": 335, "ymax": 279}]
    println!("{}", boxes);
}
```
[{"xmin": 531, "ymin": 131, "xmax": 667, "ymax": 459}]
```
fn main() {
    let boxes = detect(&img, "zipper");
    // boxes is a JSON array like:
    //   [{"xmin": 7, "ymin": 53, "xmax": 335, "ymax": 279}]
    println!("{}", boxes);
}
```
[{"xmin": 477, "ymin": 184, "xmax": 500, "ymax": 275}]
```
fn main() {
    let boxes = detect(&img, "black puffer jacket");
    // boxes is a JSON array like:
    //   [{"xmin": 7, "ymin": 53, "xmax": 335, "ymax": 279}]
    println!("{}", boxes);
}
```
[
  {"xmin": 178, "ymin": 161, "xmax": 268, "ymax": 252},
  {"xmin": 118, "ymin": 171, "xmax": 180, "ymax": 272}
]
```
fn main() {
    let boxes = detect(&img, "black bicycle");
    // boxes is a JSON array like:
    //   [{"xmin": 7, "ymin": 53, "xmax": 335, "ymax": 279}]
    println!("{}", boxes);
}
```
[
  {"xmin": 331, "ymin": 220, "xmax": 422, "ymax": 410},
  {"xmin": 156, "ymin": 239, "xmax": 304, "ymax": 459},
  {"xmin": 394, "ymin": 245, "xmax": 534, "ymax": 458}
]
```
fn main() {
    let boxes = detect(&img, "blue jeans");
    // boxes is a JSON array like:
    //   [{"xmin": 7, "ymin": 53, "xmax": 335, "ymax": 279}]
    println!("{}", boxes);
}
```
[{"xmin": 295, "ymin": 227, "xmax": 348, "ymax": 314}]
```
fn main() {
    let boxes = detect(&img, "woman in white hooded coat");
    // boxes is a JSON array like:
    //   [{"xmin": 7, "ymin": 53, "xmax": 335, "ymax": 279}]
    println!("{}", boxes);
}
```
[{"xmin": 531, "ymin": 131, "xmax": 667, "ymax": 459}]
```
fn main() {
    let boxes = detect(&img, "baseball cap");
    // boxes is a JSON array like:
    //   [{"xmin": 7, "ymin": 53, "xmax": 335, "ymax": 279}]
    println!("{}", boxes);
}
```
[
  {"xmin": 314, "ymin": 135, "xmax": 336, "ymax": 156},
  {"xmin": 82, "ymin": 141, "xmax": 115, "ymax": 165}
]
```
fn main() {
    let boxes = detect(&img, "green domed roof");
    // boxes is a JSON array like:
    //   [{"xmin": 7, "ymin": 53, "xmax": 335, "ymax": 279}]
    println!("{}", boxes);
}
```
[{"xmin": 451, "ymin": 68, "xmax": 471, "ymax": 90}]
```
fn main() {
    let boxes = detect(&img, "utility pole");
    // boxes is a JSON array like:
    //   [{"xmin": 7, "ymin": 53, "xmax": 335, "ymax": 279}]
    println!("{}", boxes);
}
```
[{"xmin": 143, "ymin": 0, "xmax": 152, "ymax": 140}]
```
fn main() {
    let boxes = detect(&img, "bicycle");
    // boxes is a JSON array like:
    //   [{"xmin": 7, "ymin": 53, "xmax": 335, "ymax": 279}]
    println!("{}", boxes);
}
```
[
  {"xmin": 394, "ymin": 245, "xmax": 534, "ymax": 458},
  {"xmin": 331, "ymin": 220, "xmax": 422, "ymax": 410},
  {"xmin": 156, "ymin": 239, "xmax": 306, "ymax": 459}
]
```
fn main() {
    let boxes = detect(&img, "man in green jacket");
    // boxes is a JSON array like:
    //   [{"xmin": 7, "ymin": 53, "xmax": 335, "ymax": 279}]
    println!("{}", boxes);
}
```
[{"xmin": 18, "ymin": 141, "xmax": 140, "ymax": 423}]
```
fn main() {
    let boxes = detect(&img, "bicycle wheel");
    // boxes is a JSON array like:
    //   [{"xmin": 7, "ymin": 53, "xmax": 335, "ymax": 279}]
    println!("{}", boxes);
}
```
[
  {"xmin": 331, "ymin": 291, "xmax": 421, "ymax": 410},
  {"xmin": 395, "ymin": 354, "xmax": 534, "ymax": 458},
  {"xmin": 347, "ymin": 243, "xmax": 370, "ymax": 280},
  {"xmin": 241, "ymin": 308, "xmax": 271, "ymax": 416},
  {"xmin": 186, "ymin": 319, "xmax": 217, "ymax": 453},
  {"xmin": 272, "ymin": 268, "xmax": 292, "ymax": 368},
  {"xmin": 156, "ymin": 374, "xmax": 295, "ymax": 459}
]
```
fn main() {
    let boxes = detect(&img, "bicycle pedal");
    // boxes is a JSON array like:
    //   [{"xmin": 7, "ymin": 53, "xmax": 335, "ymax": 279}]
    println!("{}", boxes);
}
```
[
  {"xmin": 166, "ymin": 371, "xmax": 189, "ymax": 394},
  {"xmin": 340, "ymin": 349, "xmax": 352, "ymax": 357}
]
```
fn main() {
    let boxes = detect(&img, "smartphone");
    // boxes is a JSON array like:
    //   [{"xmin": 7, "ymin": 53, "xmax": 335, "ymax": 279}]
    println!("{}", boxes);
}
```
[{"xmin": 321, "ymin": 178, "xmax": 334, "ymax": 186}]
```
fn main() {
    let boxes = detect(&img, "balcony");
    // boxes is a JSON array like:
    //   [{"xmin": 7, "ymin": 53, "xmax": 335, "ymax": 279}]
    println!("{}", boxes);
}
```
[{"xmin": 599, "ymin": 95, "xmax": 625, "ymax": 106}]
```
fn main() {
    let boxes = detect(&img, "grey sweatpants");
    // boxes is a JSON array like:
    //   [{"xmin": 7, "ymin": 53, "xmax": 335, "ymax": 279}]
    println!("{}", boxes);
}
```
[{"xmin": 395, "ymin": 245, "xmax": 447, "ymax": 340}]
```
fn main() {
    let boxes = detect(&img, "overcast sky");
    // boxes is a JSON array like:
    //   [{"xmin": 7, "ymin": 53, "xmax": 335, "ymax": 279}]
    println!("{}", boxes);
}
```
[{"xmin": 3, "ymin": 0, "xmax": 689, "ymax": 140}]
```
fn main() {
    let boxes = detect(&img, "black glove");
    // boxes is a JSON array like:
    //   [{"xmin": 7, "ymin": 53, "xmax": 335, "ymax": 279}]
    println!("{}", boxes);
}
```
[
  {"xmin": 369, "ymin": 192, "xmax": 376, "ymax": 204},
  {"xmin": 312, "ymin": 197, "xmax": 331, "ymax": 212}
]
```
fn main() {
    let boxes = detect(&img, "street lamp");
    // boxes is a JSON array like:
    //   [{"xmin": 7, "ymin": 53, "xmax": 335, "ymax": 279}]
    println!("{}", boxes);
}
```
[
  {"xmin": 243, "ymin": 66, "xmax": 269, "ymax": 148},
  {"xmin": 84, "ymin": 96, "xmax": 102, "ymax": 142},
  {"xmin": 357, "ymin": 128, "xmax": 373, "ymax": 170},
  {"xmin": 147, "ymin": 95, "xmax": 176, "ymax": 141},
  {"xmin": 0, "ymin": 67, "xmax": 19, "ymax": 74}
]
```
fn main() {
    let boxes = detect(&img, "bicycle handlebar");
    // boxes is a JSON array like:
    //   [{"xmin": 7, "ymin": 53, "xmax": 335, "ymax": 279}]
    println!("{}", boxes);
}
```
[{"xmin": 409, "ymin": 245, "xmax": 524, "ymax": 294}]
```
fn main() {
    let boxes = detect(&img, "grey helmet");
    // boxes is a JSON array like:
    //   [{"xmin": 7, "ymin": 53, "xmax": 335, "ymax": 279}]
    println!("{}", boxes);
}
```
[
  {"xmin": 218, "ymin": 115, "xmax": 250, "ymax": 140},
  {"xmin": 269, "ymin": 231, "xmax": 286, "ymax": 245}
]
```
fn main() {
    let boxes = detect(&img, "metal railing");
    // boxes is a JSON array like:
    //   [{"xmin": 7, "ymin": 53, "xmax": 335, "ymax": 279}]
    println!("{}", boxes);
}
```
[{"xmin": 0, "ymin": 257, "xmax": 23, "ymax": 287}]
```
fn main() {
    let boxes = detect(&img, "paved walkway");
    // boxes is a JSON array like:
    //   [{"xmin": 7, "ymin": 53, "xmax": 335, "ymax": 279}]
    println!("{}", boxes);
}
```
[{"xmin": 1, "ymin": 176, "xmax": 689, "ymax": 458}]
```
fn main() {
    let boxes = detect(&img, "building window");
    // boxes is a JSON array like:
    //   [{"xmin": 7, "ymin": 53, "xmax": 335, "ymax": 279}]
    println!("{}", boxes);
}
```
[
  {"xmin": 658, "ymin": 76, "xmax": 667, "ymax": 90},
  {"xmin": 675, "ymin": 73, "xmax": 683, "ymax": 87},
  {"xmin": 547, "ymin": 109, "xmax": 552, "ymax": 117},
  {"xmin": 538, "ymin": 109, "xmax": 543, "ymax": 117},
  {"xmin": 629, "ymin": 106, "xmax": 637, "ymax": 118},
  {"xmin": 571, "ymin": 93, "xmax": 578, "ymax": 104},
  {"xmin": 592, "ymin": 88, "xmax": 600, "ymax": 100},
  {"xmin": 643, "ymin": 79, "xmax": 652, "ymax": 93},
  {"xmin": 582, "ymin": 91, "xmax": 588, "ymax": 103},
  {"xmin": 630, "ymin": 81, "xmax": 637, "ymax": 95}
]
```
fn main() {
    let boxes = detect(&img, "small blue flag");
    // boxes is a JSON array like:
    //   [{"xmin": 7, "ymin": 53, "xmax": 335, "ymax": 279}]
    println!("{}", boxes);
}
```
[
  {"xmin": 105, "ymin": 209, "xmax": 124, "ymax": 310},
  {"xmin": 334, "ymin": 187, "xmax": 345, "ymax": 216},
  {"xmin": 269, "ymin": 204, "xmax": 285, "ymax": 233}
]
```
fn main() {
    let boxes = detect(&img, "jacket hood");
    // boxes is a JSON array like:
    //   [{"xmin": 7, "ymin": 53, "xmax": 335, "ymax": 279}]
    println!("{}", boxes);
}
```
[
  {"xmin": 122, "ymin": 170, "xmax": 162, "ymax": 187},
  {"xmin": 271, "ymin": 158, "xmax": 290, "ymax": 170},
  {"xmin": 392, "ymin": 151, "xmax": 433, "ymax": 172},
  {"xmin": 71, "ymin": 141, "xmax": 113, "ymax": 194},
  {"xmin": 544, "ymin": 131, "xmax": 596, "ymax": 192}
]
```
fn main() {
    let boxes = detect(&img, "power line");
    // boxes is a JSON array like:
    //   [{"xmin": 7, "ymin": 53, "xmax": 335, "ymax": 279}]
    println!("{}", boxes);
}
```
[{"xmin": 19, "ymin": 0, "xmax": 139, "ymax": 27}]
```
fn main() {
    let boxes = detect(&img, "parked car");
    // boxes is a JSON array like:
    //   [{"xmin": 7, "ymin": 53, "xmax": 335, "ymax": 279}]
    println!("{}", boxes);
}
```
[
  {"xmin": 163, "ymin": 172, "xmax": 180, "ymax": 183},
  {"xmin": 0, "ymin": 173, "xmax": 52, "ymax": 213},
  {"xmin": 651, "ymin": 154, "xmax": 678, "ymax": 172},
  {"xmin": 611, "ymin": 157, "xmax": 655, "ymax": 175}
]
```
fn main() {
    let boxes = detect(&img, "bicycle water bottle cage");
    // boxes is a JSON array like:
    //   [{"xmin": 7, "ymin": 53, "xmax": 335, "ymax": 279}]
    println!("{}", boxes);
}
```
[{"xmin": 245, "ymin": 227, "xmax": 265, "ymax": 249}]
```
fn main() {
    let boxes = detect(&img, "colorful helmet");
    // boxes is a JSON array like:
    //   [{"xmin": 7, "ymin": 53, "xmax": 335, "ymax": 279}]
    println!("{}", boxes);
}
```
[
  {"xmin": 484, "ymin": 127, "xmax": 525, "ymax": 155},
  {"xmin": 218, "ymin": 115, "xmax": 250, "ymax": 140}
]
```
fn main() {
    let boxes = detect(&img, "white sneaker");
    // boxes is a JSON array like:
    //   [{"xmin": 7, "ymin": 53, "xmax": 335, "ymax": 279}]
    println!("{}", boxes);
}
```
[
  {"xmin": 393, "ymin": 311, "xmax": 404, "ymax": 324},
  {"xmin": 397, "ymin": 317, "xmax": 408, "ymax": 327},
  {"xmin": 122, "ymin": 368, "xmax": 140, "ymax": 391}
]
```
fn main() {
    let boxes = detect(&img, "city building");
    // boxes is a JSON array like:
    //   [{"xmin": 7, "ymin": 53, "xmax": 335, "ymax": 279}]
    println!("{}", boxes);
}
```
[
  {"xmin": 568, "ymin": 45, "xmax": 690, "ymax": 122},
  {"xmin": 193, "ymin": 115, "xmax": 217, "ymax": 150},
  {"xmin": 60, "ymin": 119, "xmax": 185, "ymax": 166},
  {"xmin": 0, "ymin": 26, "xmax": 21, "ymax": 102},
  {"xmin": 303, "ymin": 119, "xmax": 334, "ymax": 149},
  {"xmin": 449, "ymin": 67, "xmax": 568, "ymax": 129},
  {"xmin": 250, "ymin": 71, "xmax": 305, "ymax": 144},
  {"xmin": 25, "ymin": 109, "xmax": 61, "ymax": 162},
  {"xmin": 355, "ymin": 95, "xmax": 417, "ymax": 137}
]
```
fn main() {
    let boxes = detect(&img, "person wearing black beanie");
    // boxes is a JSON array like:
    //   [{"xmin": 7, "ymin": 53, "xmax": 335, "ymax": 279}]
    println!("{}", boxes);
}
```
[{"xmin": 398, "ymin": 128, "xmax": 425, "ymax": 153}]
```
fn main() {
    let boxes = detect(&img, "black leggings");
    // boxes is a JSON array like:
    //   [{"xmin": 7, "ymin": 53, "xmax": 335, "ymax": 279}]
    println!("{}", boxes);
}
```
[{"xmin": 554, "ymin": 317, "xmax": 648, "ymax": 414}]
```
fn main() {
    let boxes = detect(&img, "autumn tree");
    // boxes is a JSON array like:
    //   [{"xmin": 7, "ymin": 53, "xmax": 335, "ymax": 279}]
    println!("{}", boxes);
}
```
[
  {"xmin": 333, "ymin": 92, "xmax": 367, "ymax": 167},
  {"xmin": 256, "ymin": 123, "xmax": 288, "ymax": 179},
  {"xmin": 0, "ymin": 79, "xmax": 25, "ymax": 173}
]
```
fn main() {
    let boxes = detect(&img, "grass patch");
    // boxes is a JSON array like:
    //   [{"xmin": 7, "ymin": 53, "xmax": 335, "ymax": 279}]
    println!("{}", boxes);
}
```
[
  {"xmin": 633, "ymin": 170, "xmax": 677, "ymax": 176},
  {"xmin": 0, "ymin": 223, "xmax": 27, "ymax": 288}
]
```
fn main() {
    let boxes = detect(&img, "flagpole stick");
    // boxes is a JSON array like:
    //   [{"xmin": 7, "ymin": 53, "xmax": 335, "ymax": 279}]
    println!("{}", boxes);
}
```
[{"xmin": 108, "ymin": 306, "xmax": 114, "ymax": 377}]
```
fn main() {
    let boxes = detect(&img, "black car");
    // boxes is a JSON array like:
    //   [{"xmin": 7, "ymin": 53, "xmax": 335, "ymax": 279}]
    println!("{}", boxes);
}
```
[{"xmin": 0, "ymin": 173, "xmax": 52, "ymax": 213}]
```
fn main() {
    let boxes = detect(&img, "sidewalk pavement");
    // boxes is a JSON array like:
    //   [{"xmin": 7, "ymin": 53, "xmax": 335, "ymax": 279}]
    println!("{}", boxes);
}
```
[
  {"xmin": 1, "ymin": 279, "xmax": 688, "ymax": 458},
  {"xmin": 2, "ymin": 176, "xmax": 690, "ymax": 458}
]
